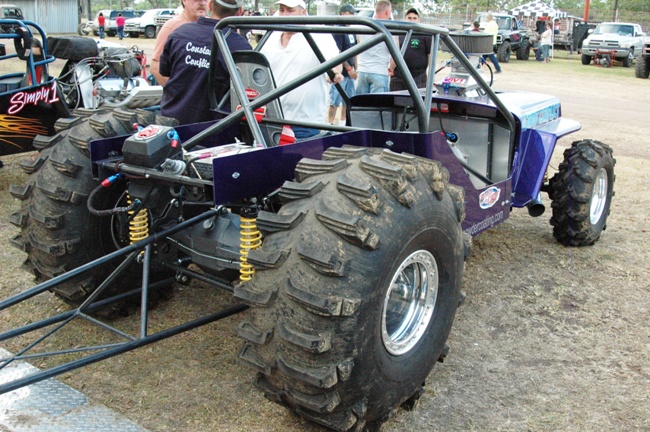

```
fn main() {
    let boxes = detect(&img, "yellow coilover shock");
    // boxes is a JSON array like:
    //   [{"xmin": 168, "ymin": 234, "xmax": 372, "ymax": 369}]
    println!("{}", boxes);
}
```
[
  {"xmin": 127, "ymin": 193, "xmax": 149, "ymax": 244},
  {"xmin": 240, "ymin": 206, "xmax": 262, "ymax": 282}
]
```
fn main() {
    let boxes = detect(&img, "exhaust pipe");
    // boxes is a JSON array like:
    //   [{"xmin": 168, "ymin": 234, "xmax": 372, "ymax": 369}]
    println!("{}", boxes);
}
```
[{"xmin": 527, "ymin": 193, "xmax": 545, "ymax": 217}]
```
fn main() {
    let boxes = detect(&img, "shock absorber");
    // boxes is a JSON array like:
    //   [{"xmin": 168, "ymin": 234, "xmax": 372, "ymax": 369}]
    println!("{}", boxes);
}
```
[
  {"xmin": 240, "ymin": 206, "xmax": 262, "ymax": 282},
  {"xmin": 127, "ymin": 193, "xmax": 149, "ymax": 244}
]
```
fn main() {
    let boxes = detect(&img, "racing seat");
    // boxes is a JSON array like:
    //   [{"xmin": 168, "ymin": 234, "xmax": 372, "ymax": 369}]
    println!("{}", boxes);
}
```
[
  {"xmin": 229, "ymin": 50, "xmax": 287, "ymax": 146},
  {"xmin": 12, "ymin": 26, "xmax": 48, "ymax": 87},
  {"xmin": 0, "ymin": 27, "xmax": 44, "ymax": 93}
]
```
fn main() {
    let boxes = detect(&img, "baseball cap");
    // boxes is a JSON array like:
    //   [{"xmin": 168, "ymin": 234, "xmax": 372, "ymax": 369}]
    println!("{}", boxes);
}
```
[
  {"xmin": 340, "ymin": 4, "xmax": 355, "ymax": 14},
  {"xmin": 274, "ymin": 0, "xmax": 306, "ymax": 8},
  {"xmin": 406, "ymin": 7, "xmax": 419, "ymax": 15}
]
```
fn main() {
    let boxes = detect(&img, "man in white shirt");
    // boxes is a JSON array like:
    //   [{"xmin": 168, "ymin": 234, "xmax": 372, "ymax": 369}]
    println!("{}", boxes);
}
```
[
  {"xmin": 356, "ymin": 0, "xmax": 393, "ymax": 94},
  {"xmin": 260, "ymin": 0, "xmax": 342, "ymax": 139}
]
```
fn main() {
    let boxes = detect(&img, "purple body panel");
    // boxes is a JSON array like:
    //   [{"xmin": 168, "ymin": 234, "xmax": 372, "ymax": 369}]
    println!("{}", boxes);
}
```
[
  {"xmin": 210, "ymin": 129, "xmax": 512, "ymax": 237},
  {"xmin": 510, "ymin": 128, "xmax": 558, "ymax": 208}
]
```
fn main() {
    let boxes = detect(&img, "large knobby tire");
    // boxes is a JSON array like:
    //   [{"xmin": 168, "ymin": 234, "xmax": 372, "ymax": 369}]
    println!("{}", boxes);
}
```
[
  {"xmin": 234, "ymin": 146, "xmax": 467, "ymax": 431},
  {"xmin": 9, "ymin": 108, "xmax": 169, "ymax": 306},
  {"xmin": 548, "ymin": 140, "xmax": 615, "ymax": 247},
  {"xmin": 516, "ymin": 41, "xmax": 530, "ymax": 60},
  {"xmin": 581, "ymin": 54, "xmax": 592, "ymax": 65},
  {"xmin": 635, "ymin": 55, "xmax": 649, "ymax": 78},
  {"xmin": 497, "ymin": 41, "xmax": 511, "ymax": 63}
]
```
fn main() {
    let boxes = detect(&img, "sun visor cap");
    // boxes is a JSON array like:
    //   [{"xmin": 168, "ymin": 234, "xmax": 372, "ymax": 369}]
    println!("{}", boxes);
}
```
[{"xmin": 274, "ymin": 0, "xmax": 307, "ymax": 9}]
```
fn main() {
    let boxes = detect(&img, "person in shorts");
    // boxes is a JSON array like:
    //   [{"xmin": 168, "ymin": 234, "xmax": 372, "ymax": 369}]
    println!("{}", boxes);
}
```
[{"xmin": 327, "ymin": 4, "xmax": 357, "ymax": 126}]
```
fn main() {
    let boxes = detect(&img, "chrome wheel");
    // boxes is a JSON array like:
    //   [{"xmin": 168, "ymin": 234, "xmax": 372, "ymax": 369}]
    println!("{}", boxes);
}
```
[
  {"xmin": 590, "ymin": 167, "xmax": 608, "ymax": 225},
  {"xmin": 382, "ymin": 250, "xmax": 438, "ymax": 356}
]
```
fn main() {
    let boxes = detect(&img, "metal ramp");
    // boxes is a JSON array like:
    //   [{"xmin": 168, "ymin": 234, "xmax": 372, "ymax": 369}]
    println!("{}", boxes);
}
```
[{"xmin": 0, "ymin": 348, "xmax": 148, "ymax": 432}]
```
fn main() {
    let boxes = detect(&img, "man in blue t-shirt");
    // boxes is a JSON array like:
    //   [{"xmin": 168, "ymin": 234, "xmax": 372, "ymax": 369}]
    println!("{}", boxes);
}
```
[{"xmin": 160, "ymin": 0, "xmax": 251, "ymax": 125}]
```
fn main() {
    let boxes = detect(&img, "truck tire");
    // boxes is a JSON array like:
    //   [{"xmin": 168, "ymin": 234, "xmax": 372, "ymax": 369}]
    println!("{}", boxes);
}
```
[
  {"xmin": 9, "ymin": 108, "xmax": 172, "ymax": 307},
  {"xmin": 622, "ymin": 49, "xmax": 633, "ymax": 68},
  {"xmin": 516, "ymin": 40, "xmax": 530, "ymax": 60},
  {"xmin": 144, "ymin": 26, "xmax": 156, "ymax": 39},
  {"xmin": 548, "ymin": 140, "xmax": 615, "ymax": 247},
  {"xmin": 635, "ymin": 55, "xmax": 650, "ymax": 78},
  {"xmin": 497, "ymin": 41, "xmax": 511, "ymax": 63},
  {"xmin": 234, "ymin": 146, "xmax": 466, "ymax": 430},
  {"xmin": 581, "ymin": 54, "xmax": 592, "ymax": 65}
]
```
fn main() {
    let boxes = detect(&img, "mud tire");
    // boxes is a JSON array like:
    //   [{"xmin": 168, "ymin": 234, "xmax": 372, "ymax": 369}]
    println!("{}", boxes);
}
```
[
  {"xmin": 548, "ymin": 140, "xmax": 615, "ymax": 247},
  {"xmin": 516, "ymin": 41, "xmax": 530, "ymax": 60},
  {"xmin": 9, "ymin": 108, "xmax": 171, "ymax": 306},
  {"xmin": 635, "ymin": 55, "xmax": 649, "ymax": 78},
  {"xmin": 581, "ymin": 54, "xmax": 592, "ymax": 65},
  {"xmin": 234, "ymin": 146, "xmax": 466, "ymax": 430},
  {"xmin": 497, "ymin": 41, "xmax": 511, "ymax": 63}
]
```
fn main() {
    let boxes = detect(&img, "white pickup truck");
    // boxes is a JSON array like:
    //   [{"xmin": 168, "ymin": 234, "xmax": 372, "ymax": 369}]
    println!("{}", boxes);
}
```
[
  {"xmin": 125, "ymin": 8, "xmax": 175, "ymax": 38},
  {"xmin": 581, "ymin": 22, "xmax": 646, "ymax": 67}
]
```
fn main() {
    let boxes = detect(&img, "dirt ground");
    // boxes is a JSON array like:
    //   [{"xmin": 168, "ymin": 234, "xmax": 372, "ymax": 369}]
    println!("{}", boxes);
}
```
[{"xmin": 1, "ymin": 35, "xmax": 650, "ymax": 432}]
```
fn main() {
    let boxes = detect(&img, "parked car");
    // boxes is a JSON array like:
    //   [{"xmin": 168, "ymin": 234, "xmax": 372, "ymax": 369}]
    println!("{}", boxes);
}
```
[
  {"xmin": 125, "ymin": 8, "xmax": 175, "ymax": 39},
  {"xmin": 581, "ymin": 22, "xmax": 645, "ymax": 67},
  {"xmin": 154, "ymin": 6, "xmax": 183, "ymax": 36},
  {"xmin": 0, "ymin": 3, "xmax": 23, "ymax": 32},
  {"xmin": 91, "ymin": 9, "xmax": 145, "ymax": 37}
]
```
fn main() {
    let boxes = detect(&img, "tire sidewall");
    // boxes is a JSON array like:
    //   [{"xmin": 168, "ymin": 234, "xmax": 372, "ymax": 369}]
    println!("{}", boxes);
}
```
[
  {"xmin": 354, "ymin": 200, "xmax": 463, "ymax": 415},
  {"xmin": 587, "ymin": 149, "xmax": 615, "ymax": 236}
]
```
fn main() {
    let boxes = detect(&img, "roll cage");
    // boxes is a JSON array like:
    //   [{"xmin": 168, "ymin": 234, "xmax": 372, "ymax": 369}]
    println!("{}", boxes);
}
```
[{"xmin": 186, "ymin": 16, "xmax": 517, "ymax": 152}]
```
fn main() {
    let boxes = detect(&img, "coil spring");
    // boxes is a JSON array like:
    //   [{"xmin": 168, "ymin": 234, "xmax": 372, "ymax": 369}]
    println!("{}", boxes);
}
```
[
  {"xmin": 127, "ymin": 195, "xmax": 149, "ymax": 244},
  {"xmin": 240, "ymin": 216, "xmax": 262, "ymax": 281}
]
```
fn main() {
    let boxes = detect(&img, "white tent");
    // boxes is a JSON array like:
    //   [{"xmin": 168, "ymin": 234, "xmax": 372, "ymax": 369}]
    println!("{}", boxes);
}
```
[{"xmin": 508, "ymin": 1, "xmax": 567, "ymax": 19}]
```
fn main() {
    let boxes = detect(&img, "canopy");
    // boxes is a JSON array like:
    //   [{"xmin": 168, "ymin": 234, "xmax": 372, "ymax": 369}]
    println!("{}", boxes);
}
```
[{"xmin": 508, "ymin": 1, "xmax": 567, "ymax": 19}]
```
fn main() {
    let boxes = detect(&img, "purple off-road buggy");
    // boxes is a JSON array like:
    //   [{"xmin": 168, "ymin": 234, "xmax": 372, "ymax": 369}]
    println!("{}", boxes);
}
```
[{"xmin": 1, "ymin": 16, "xmax": 614, "ymax": 431}]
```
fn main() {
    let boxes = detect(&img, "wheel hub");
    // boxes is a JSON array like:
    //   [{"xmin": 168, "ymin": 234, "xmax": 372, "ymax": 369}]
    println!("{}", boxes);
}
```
[
  {"xmin": 590, "ymin": 167, "xmax": 608, "ymax": 225},
  {"xmin": 381, "ymin": 250, "xmax": 438, "ymax": 356}
]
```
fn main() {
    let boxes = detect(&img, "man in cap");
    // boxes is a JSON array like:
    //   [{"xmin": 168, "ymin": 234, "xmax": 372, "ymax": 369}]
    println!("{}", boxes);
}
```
[
  {"xmin": 356, "ymin": 0, "xmax": 395, "ymax": 94},
  {"xmin": 327, "ymin": 4, "xmax": 357, "ymax": 126},
  {"xmin": 151, "ymin": 0, "xmax": 211, "ymax": 85},
  {"xmin": 159, "ymin": 0, "xmax": 251, "ymax": 125},
  {"xmin": 260, "ymin": 0, "xmax": 342, "ymax": 139},
  {"xmin": 389, "ymin": 7, "xmax": 432, "ymax": 91}
]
